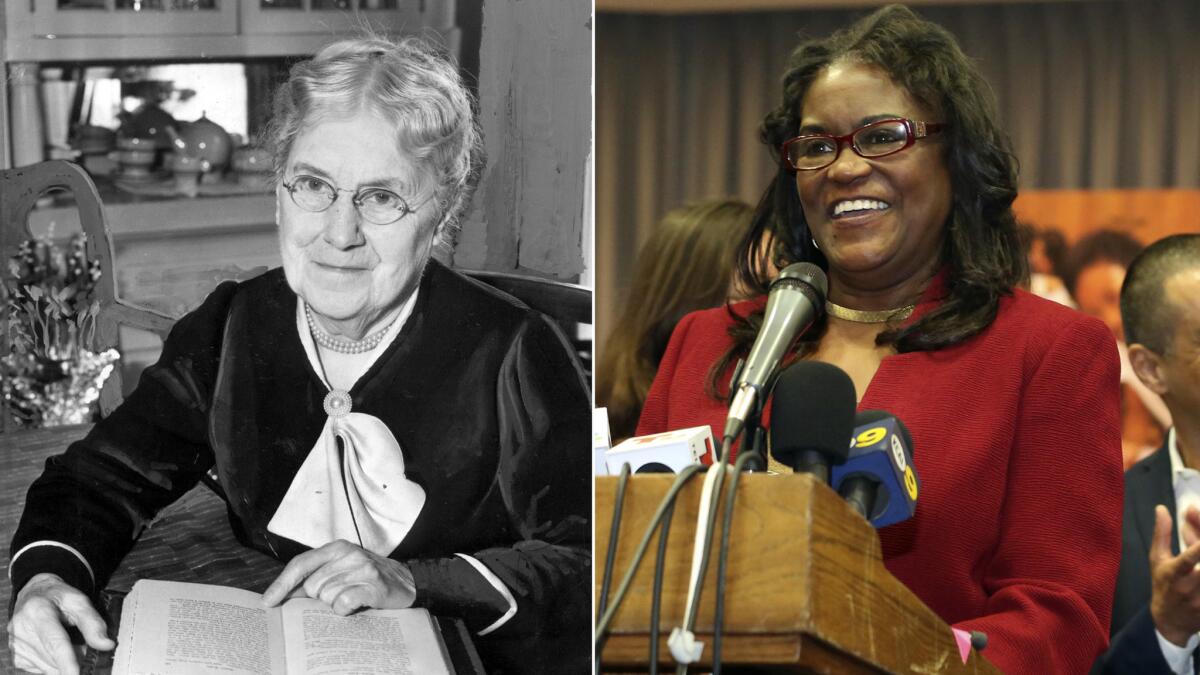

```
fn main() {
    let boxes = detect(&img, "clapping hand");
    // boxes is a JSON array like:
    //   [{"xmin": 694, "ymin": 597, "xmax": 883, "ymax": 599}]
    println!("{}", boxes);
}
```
[
  {"xmin": 261, "ymin": 540, "xmax": 416, "ymax": 615},
  {"xmin": 1150, "ymin": 505, "xmax": 1200, "ymax": 646}
]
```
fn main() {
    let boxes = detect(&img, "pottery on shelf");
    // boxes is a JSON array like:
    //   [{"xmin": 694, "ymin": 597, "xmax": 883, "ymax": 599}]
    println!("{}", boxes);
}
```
[
  {"xmin": 118, "ymin": 103, "xmax": 177, "ymax": 150},
  {"xmin": 74, "ymin": 125, "xmax": 116, "ymax": 155},
  {"xmin": 109, "ymin": 136, "xmax": 157, "ymax": 180},
  {"xmin": 166, "ymin": 152, "xmax": 209, "ymax": 197},
  {"xmin": 167, "ymin": 113, "xmax": 233, "ymax": 177}
]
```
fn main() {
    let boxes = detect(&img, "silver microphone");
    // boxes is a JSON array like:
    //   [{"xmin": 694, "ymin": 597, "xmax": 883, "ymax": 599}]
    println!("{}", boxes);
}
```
[{"xmin": 722, "ymin": 262, "xmax": 828, "ymax": 441}]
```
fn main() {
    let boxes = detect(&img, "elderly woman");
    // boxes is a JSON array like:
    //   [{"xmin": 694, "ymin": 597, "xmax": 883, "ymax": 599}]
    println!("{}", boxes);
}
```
[
  {"xmin": 636, "ymin": 6, "xmax": 1122, "ymax": 673},
  {"xmin": 8, "ymin": 37, "xmax": 589, "ymax": 674}
]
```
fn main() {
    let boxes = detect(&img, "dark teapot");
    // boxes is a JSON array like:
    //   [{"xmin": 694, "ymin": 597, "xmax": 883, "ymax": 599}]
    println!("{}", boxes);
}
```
[{"xmin": 166, "ymin": 112, "xmax": 233, "ymax": 177}]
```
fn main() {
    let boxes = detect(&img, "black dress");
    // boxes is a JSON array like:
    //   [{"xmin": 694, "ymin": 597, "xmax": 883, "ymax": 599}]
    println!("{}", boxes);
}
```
[{"xmin": 10, "ymin": 260, "xmax": 592, "ymax": 674}]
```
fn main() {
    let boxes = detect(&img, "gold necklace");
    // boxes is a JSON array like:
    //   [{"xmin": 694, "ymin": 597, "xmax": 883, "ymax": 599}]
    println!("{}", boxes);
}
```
[{"xmin": 825, "ymin": 301, "xmax": 915, "ymax": 324}]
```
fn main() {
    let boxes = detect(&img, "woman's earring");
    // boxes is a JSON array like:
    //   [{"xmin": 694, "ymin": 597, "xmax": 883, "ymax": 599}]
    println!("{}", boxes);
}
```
[{"xmin": 811, "ymin": 237, "xmax": 820, "ymax": 251}]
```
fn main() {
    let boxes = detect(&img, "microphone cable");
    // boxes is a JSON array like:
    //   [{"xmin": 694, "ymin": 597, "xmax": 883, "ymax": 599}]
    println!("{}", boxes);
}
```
[
  {"xmin": 711, "ymin": 448, "xmax": 758, "ymax": 674},
  {"xmin": 648, "ymin": 488, "xmax": 678, "ymax": 675},
  {"xmin": 673, "ymin": 434, "xmax": 736, "ymax": 675},
  {"xmin": 595, "ymin": 462, "xmax": 631, "ymax": 675},
  {"xmin": 596, "ymin": 461, "xmax": 632, "ymax": 646},
  {"xmin": 594, "ymin": 462, "xmax": 707, "ymax": 661}
]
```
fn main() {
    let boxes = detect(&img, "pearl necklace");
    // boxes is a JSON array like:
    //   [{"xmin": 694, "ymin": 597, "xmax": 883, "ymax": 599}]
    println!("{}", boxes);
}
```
[{"xmin": 304, "ymin": 303, "xmax": 395, "ymax": 354}]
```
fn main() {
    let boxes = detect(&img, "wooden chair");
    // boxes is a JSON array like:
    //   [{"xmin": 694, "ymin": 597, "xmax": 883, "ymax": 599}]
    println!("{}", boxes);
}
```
[
  {"xmin": 460, "ymin": 269, "xmax": 592, "ymax": 379},
  {"xmin": 1, "ymin": 160, "xmax": 176, "ymax": 422},
  {"xmin": 0, "ymin": 161, "xmax": 155, "ymax": 430}
]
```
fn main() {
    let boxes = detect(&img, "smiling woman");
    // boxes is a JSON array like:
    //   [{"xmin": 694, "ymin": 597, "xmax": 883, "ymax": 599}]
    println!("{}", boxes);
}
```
[
  {"xmin": 278, "ymin": 113, "xmax": 438, "ymax": 359},
  {"xmin": 7, "ymin": 36, "xmax": 590, "ymax": 675},
  {"xmin": 635, "ymin": 5, "xmax": 1124, "ymax": 673}
]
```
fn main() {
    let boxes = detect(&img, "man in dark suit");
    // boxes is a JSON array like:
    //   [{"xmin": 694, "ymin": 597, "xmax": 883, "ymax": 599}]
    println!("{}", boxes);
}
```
[{"xmin": 1095, "ymin": 233, "xmax": 1200, "ymax": 674}]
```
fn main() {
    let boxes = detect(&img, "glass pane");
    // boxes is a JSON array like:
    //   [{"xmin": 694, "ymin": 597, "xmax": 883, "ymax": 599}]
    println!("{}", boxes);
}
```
[
  {"xmin": 115, "ymin": 0, "xmax": 165, "ymax": 9},
  {"xmin": 261, "ymin": 0, "xmax": 302, "ymax": 7},
  {"xmin": 171, "ymin": 0, "xmax": 217, "ymax": 8},
  {"xmin": 311, "ymin": 0, "xmax": 353, "ymax": 8},
  {"xmin": 360, "ymin": 0, "xmax": 397, "ymax": 8},
  {"xmin": 57, "ymin": 1, "xmax": 107, "ymax": 8}
]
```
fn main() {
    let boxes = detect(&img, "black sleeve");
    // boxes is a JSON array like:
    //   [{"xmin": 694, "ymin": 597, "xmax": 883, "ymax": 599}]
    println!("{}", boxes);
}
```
[
  {"xmin": 405, "ymin": 311, "xmax": 591, "ymax": 642},
  {"xmin": 1092, "ymin": 605, "xmax": 1182, "ymax": 675},
  {"xmin": 9, "ymin": 281, "xmax": 239, "ymax": 600}
]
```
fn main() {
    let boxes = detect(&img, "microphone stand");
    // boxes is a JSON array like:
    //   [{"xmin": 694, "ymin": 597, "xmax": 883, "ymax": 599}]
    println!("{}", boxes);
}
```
[
  {"xmin": 725, "ymin": 357, "xmax": 770, "ymax": 471},
  {"xmin": 739, "ymin": 412, "xmax": 767, "ymax": 472}
]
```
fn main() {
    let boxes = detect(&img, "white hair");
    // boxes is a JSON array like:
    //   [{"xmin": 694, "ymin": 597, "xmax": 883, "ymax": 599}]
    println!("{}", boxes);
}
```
[{"xmin": 266, "ymin": 35, "xmax": 483, "ymax": 258}]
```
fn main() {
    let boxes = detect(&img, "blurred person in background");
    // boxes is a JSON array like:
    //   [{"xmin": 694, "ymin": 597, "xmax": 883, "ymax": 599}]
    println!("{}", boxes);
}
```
[
  {"xmin": 597, "ymin": 198, "xmax": 753, "ymax": 442},
  {"xmin": 1018, "ymin": 222, "xmax": 1075, "ymax": 307},
  {"xmin": 1068, "ymin": 229, "xmax": 1171, "ymax": 468},
  {"xmin": 1030, "ymin": 225, "xmax": 1070, "ymax": 282},
  {"xmin": 1097, "ymin": 233, "xmax": 1200, "ymax": 674}
]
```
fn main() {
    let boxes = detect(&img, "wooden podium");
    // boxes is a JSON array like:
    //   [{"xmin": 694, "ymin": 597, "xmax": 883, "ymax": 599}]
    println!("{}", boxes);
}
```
[{"xmin": 595, "ymin": 473, "xmax": 1001, "ymax": 674}]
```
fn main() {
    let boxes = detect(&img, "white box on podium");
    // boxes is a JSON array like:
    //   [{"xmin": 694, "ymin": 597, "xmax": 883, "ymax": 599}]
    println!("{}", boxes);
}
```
[
  {"xmin": 593, "ymin": 407, "xmax": 613, "ymax": 476},
  {"xmin": 605, "ymin": 426, "xmax": 714, "ymax": 474}
]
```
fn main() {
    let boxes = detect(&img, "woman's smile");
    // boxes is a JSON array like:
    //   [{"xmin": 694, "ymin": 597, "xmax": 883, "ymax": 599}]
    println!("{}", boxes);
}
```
[{"xmin": 312, "ymin": 261, "xmax": 371, "ymax": 275}]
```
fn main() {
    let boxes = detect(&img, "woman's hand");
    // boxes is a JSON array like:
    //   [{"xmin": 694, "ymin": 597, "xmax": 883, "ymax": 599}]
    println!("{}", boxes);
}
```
[
  {"xmin": 262, "ymin": 540, "xmax": 416, "ymax": 615},
  {"xmin": 7, "ymin": 573, "xmax": 114, "ymax": 674}
]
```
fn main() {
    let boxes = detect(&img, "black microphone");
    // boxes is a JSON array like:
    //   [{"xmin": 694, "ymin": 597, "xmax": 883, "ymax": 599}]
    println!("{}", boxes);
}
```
[
  {"xmin": 723, "ymin": 263, "xmax": 827, "ymax": 441},
  {"xmin": 768, "ymin": 361, "xmax": 856, "ymax": 484},
  {"xmin": 831, "ymin": 410, "xmax": 919, "ymax": 527}
]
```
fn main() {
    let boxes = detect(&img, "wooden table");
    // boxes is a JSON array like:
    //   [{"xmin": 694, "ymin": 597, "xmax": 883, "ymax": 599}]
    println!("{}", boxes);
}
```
[{"xmin": 1, "ymin": 426, "xmax": 483, "ymax": 674}]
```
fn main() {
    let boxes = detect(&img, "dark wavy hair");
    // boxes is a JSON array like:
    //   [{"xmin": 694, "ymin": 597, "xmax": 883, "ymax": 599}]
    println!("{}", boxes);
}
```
[{"xmin": 710, "ymin": 4, "xmax": 1025, "ymax": 398}]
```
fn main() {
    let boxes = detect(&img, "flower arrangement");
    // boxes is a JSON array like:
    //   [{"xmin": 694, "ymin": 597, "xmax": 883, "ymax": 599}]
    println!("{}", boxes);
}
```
[{"xmin": 2, "ymin": 234, "xmax": 118, "ymax": 428}]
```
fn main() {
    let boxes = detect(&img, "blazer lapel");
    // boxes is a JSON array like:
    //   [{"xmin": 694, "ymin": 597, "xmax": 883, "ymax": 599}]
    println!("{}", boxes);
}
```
[{"xmin": 1129, "ymin": 441, "xmax": 1177, "ymax": 558}]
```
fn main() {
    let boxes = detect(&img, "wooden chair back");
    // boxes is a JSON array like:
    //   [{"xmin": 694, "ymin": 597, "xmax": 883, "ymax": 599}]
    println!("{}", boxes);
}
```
[
  {"xmin": 0, "ymin": 160, "xmax": 176, "ymax": 425},
  {"xmin": 462, "ymin": 269, "xmax": 592, "ymax": 378}
]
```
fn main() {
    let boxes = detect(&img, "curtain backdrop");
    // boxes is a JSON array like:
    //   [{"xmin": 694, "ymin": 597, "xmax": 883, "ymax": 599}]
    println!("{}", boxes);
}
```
[{"xmin": 596, "ymin": 0, "xmax": 1200, "ymax": 361}]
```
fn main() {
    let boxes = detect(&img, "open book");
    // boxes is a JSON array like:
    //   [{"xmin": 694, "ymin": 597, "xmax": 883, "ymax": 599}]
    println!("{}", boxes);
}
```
[{"xmin": 112, "ymin": 579, "xmax": 454, "ymax": 675}]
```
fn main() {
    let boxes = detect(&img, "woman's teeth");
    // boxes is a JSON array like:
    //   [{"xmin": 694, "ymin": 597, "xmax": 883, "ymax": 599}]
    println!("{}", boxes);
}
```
[{"xmin": 833, "ymin": 199, "xmax": 890, "ymax": 217}]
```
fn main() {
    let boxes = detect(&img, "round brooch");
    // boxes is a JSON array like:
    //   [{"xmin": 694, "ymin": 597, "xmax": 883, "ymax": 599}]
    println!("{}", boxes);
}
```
[{"xmin": 323, "ymin": 390, "xmax": 352, "ymax": 418}]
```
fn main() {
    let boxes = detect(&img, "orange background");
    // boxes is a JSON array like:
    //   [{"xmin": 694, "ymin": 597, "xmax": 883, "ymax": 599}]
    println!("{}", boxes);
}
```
[{"xmin": 1013, "ymin": 189, "xmax": 1200, "ymax": 244}]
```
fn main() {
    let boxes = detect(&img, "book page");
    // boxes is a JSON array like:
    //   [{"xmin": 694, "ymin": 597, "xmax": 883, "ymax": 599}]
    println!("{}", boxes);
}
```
[
  {"xmin": 279, "ymin": 598, "xmax": 452, "ymax": 675},
  {"xmin": 112, "ymin": 579, "xmax": 285, "ymax": 675}
]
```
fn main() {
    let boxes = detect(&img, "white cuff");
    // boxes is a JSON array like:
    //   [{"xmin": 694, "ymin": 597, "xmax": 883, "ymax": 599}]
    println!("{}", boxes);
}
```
[
  {"xmin": 7, "ymin": 541, "xmax": 95, "ymax": 585},
  {"xmin": 454, "ymin": 553, "xmax": 517, "ymax": 636},
  {"xmin": 1154, "ymin": 627, "xmax": 1199, "ymax": 675}
]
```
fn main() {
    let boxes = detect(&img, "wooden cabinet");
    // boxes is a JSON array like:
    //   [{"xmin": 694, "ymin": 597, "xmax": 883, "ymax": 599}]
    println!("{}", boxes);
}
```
[
  {"xmin": 1, "ymin": 0, "xmax": 456, "ymax": 61},
  {"xmin": 242, "ymin": 0, "xmax": 452, "ymax": 36},
  {"xmin": 29, "ymin": 0, "xmax": 237, "ymax": 39}
]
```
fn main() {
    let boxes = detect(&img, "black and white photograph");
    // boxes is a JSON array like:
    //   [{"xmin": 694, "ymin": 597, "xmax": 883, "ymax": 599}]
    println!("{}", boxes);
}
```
[{"xmin": 1, "ymin": 1, "xmax": 591, "ymax": 674}]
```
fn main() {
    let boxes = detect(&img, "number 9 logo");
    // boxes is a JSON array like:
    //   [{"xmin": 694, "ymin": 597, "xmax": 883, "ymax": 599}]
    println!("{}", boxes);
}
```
[
  {"xmin": 904, "ymin": 466, "xmax": 918, "ymax": 500},
  {"xmin": 855, "ymin": 426, "xmax": 887, "ymax": 447}
]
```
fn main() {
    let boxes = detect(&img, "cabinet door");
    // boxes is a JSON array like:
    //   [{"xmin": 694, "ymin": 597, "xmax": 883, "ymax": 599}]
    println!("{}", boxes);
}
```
[
  {"xmin": 241, "ymin": 0, "xmax": 447, "ymax": 36},
  {"xmin": 33, "ymin": 0, "xmax": 237, "ymax": 37}
]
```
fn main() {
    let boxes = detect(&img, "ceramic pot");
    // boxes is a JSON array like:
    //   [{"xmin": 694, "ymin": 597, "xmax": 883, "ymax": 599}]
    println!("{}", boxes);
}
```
[
  {"xmin": 168, "ymin": 113, "xmax": 233, "ymax": 175},
  {"xmin": 118, "ymin": 104, "xmax": 176, "ymax": 150}
]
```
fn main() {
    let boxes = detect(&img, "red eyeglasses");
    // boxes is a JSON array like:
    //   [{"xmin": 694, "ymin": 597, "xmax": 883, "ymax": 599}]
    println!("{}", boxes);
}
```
[{"xmin": 780, "ymin": 118, "xmax": 945, "ymax": 171}]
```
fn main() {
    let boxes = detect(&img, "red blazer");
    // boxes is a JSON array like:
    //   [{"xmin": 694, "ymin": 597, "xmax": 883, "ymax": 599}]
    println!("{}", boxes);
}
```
[{"xmin": 637, "ymin": 283, "xmax": 1123, "ymax": 674}]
